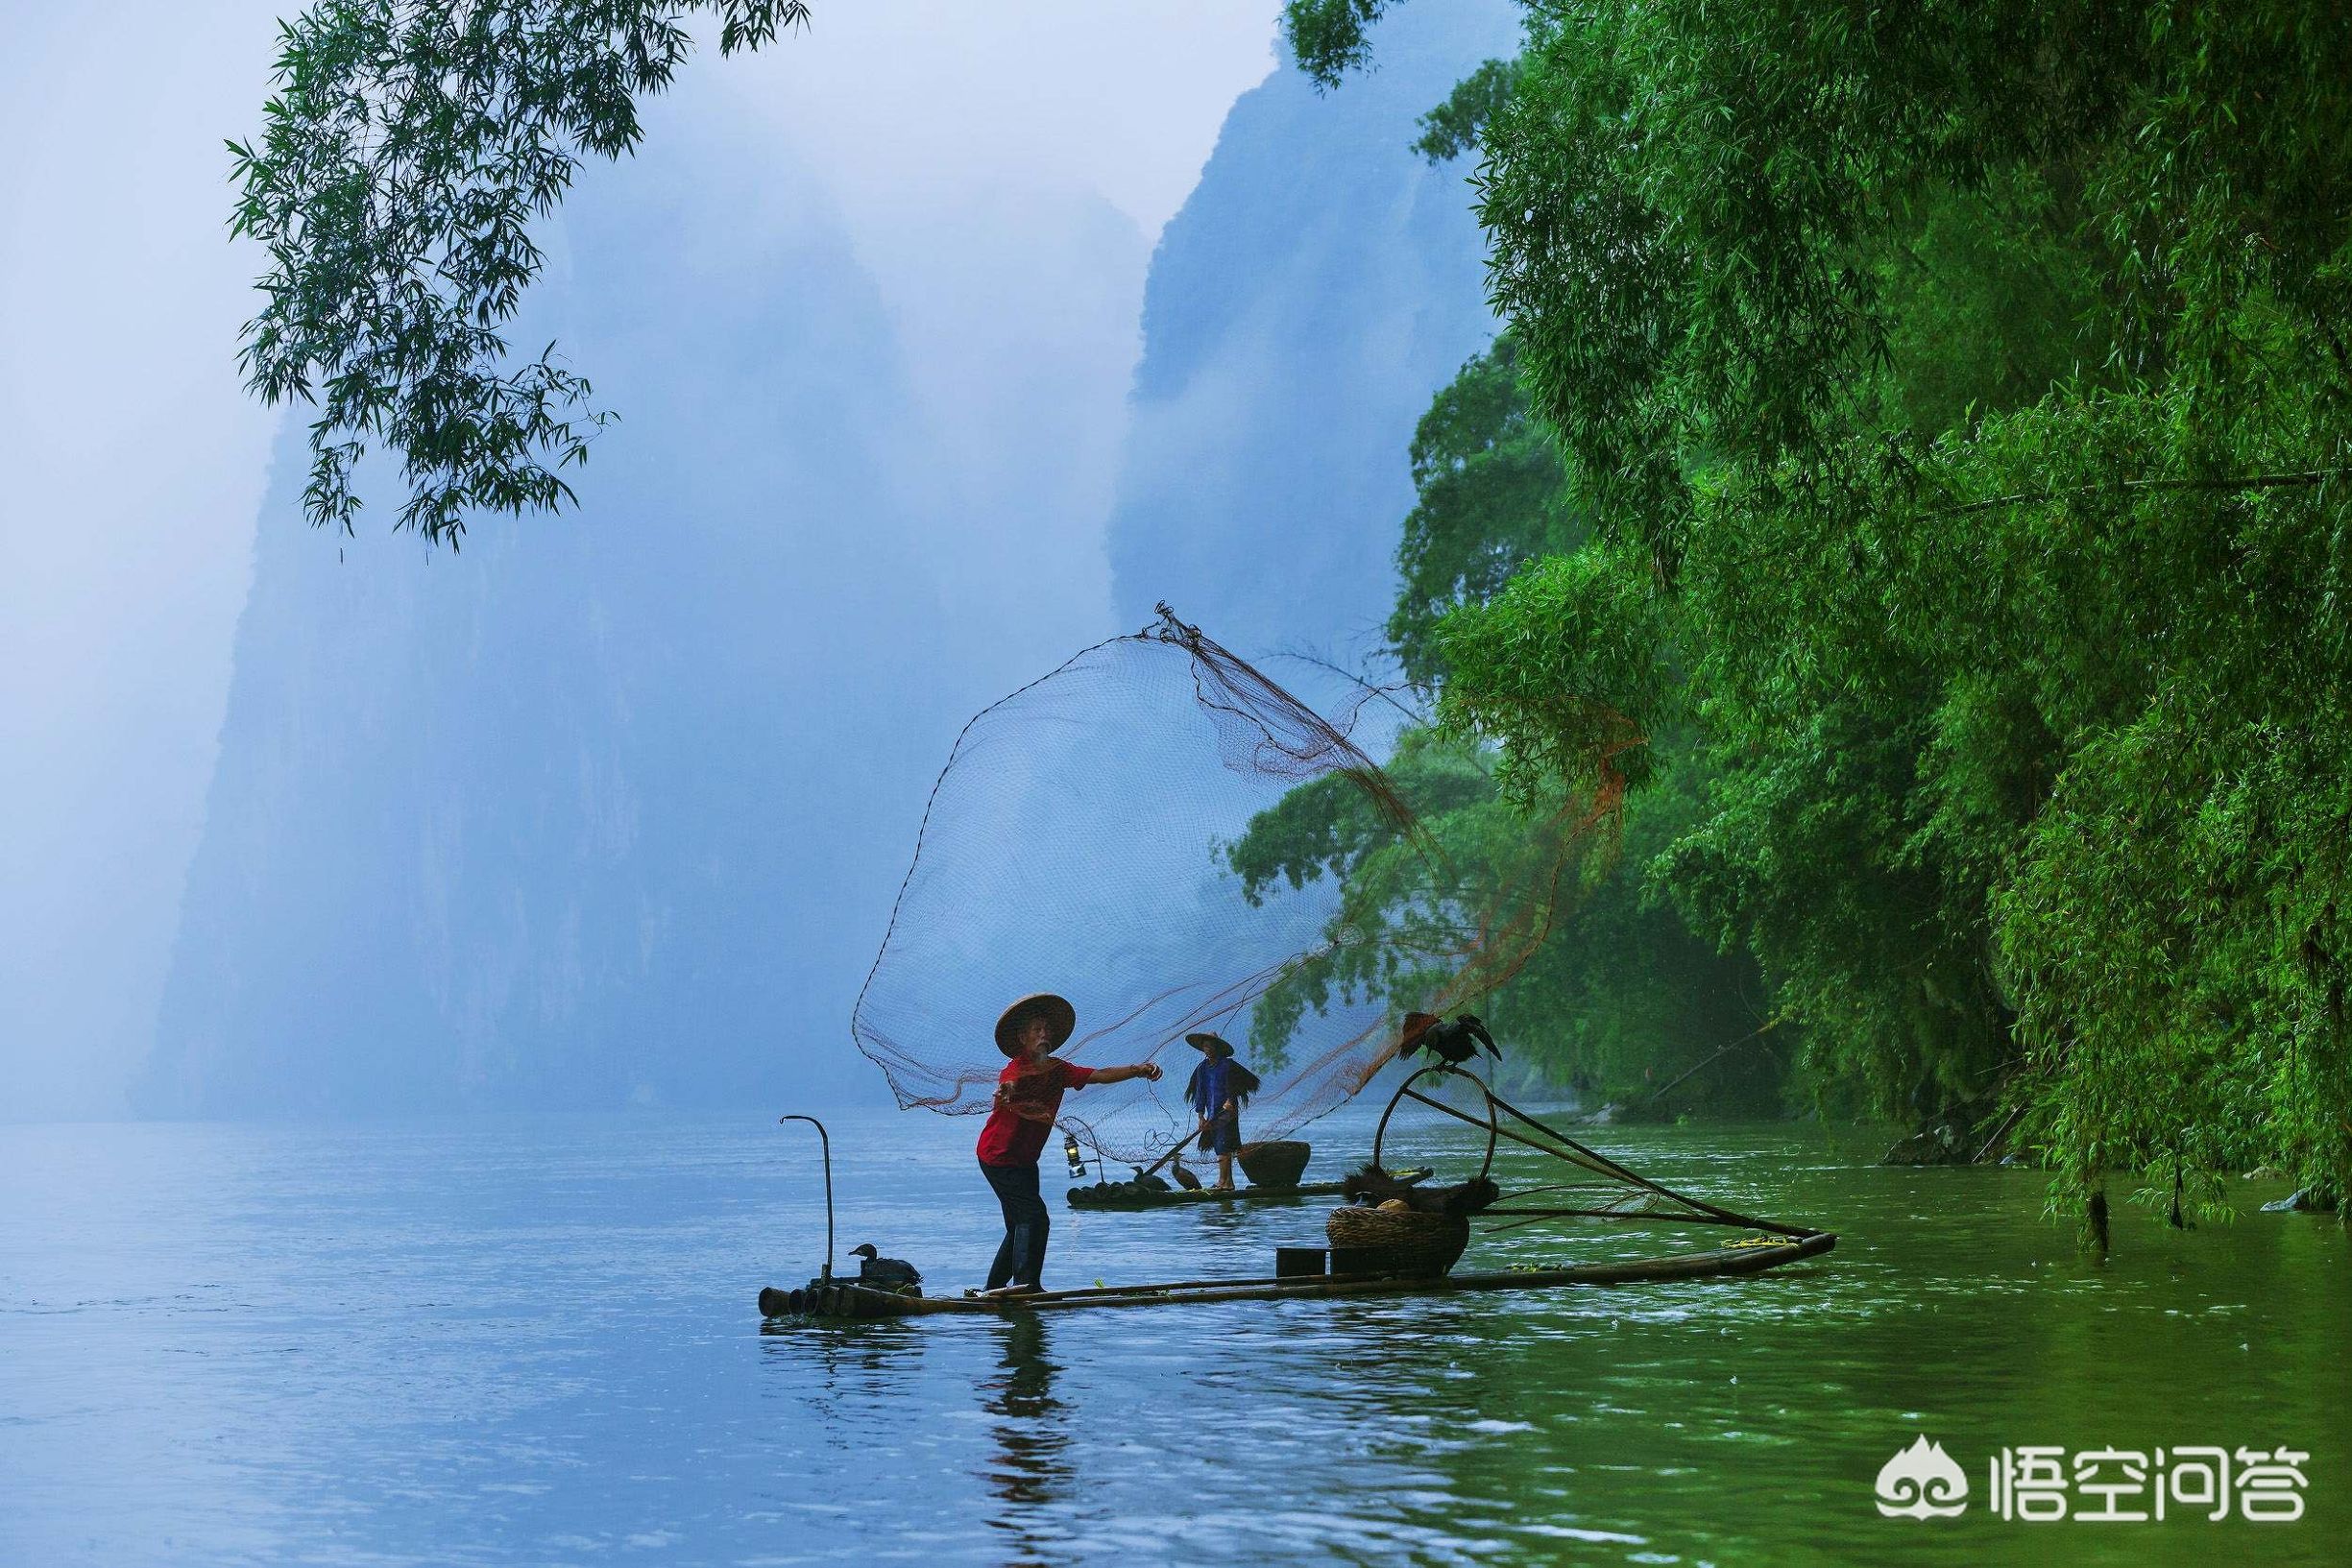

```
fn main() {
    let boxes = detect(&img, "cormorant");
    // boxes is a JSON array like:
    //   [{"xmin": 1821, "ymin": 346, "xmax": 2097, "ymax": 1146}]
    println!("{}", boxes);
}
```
[
  {"xmin": 1398, "ymin": 1012, "xmax": 1500, "ymax": 1067},
  {"xmin": 847, "ymin": 1242, "xmax": 923, "ymax": 1291}
]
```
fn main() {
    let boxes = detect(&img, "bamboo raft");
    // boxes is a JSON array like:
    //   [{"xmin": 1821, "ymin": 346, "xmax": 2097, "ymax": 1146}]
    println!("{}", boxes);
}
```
[
  {"xmin": 1065, "ymin": 1168, "xmax": 1431, "ymax": 1211},
  {"xmin": 759, "ymin": 1230, "xmax": 1834, "ymax": 1321}
]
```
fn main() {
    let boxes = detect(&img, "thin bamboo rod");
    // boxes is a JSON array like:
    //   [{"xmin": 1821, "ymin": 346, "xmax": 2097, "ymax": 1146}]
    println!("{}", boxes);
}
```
[
  {"xmin": 1485, "ymin": 1093, "xmax": 1810, "ymax": 1238},
  {"xmin": 1478, "ymin": 1208, "xmax": 1749, "ymax": 1235},
  {"xmin": 1481, "ymin": 1206, "xmax": 1743, "ymax": 1222},
  {"xmin": 1399, "ymin": 1087, "xmax": 1621, "ymax": 1180},
  {"xmin": 1399, "ymin": 1084, "xmax": 1813, "ymax": 1240},
  {"xmin": 1927, "ymin": 466, "xmax": 2351, "ymax": 519},
  {"xmin": 1067, "ymin": 1169, "xmax": 1431, "ymax": 1211},
  {"xmin": 839, "ymin": 1231, "xmax": 1837, "ymax": 1316}
]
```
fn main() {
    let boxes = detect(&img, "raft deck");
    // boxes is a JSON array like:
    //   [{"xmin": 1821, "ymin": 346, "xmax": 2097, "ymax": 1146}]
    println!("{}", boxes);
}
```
[
  {"xmin": 1065, "ymin": 1168, "xmax": 1431, "ymax": 1212},
  {"xmin": 760, "ymin": 1230, "xmax": 1834, "ymax": 1320}
]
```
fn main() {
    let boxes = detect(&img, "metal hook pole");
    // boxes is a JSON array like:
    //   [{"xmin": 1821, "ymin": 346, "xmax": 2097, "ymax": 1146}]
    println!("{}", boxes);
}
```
[{"xmin": 778, "ymin": 1114, "xmax": 835, "ymax": 1280}]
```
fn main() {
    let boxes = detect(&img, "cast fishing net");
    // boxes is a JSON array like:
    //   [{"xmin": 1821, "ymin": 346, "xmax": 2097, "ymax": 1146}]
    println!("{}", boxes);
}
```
[{"xmin": 850, "ymin": 607, "xmax": 1627, "ymax": 1167}]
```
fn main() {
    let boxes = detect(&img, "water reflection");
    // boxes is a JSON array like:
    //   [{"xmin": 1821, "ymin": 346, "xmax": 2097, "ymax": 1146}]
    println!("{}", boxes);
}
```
[
  {"xmin": 759, "ymin": 1315, "xmax": 927, "ymax": 1373},
  {"xmin": 8, "ymin": 1114, "xmax": 2343, "ymax": 1567},
  {"xmin": 980, "ymin": 1315, "xmax": 1071, "ymax": 1557},
  {"xmin": 757, "ymin": 1316, "xmax": 930, "ymax": 1464}
]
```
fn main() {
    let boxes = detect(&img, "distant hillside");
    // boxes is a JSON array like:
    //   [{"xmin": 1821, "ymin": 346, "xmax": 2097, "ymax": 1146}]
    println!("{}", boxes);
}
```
[
  {"xmin": 142, "ymin": 6, "xmax": 1517, "ymax": 1115},
  {"xmin": 1106, "ymin": 0, "xmax": 1517, "ymax": 663},
  {"xmin": 142, "ymin": 116, "xmax": 1145, "ymax": 1116}
]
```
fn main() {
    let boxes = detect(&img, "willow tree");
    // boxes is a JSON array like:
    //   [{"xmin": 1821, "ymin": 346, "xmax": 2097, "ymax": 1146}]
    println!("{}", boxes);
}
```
[
  {"xmin": 1292, "ymin": 0, "xmax": 2352, "ymax": 1212},
  {"xmin": 230, "ymin": 1, "xmax": 811, "ymax": 544}
]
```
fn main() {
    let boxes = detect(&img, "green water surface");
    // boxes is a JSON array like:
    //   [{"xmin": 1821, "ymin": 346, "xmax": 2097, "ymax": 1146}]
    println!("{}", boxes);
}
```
[{"xmin": 1, "ymin": 1113, "xmax": 2341, "ymax": 1565}]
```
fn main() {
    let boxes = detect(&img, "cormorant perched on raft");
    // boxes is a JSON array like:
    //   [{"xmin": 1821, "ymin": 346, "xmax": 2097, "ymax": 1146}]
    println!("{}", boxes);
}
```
[
  {"xmin": 847, "ymin": 1242, "xmax": 923, "ymax": 1291},
  {"xmin": 1398, "ymin": 1012, "xmax": 1499, "ymax": 1069}
]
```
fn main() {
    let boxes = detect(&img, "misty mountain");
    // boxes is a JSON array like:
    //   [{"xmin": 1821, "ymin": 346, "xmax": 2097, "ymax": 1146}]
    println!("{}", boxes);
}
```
[
  {"xmin": 142, "ymin": 3, "xmax": 1515, "ymax": 1116},
  {"xmin": 1106, "ymin": 0, "xmax": 1516, "ymax": 663},
  {"xmin": 142, "ymin": 115, "xmax": 1146, "ymax": 1116}
]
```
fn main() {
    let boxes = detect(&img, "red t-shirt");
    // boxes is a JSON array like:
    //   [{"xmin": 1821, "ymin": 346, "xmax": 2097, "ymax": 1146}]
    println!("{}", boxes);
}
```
[{"xmin": 976, "ymin": 1057, "xmax": 1096, "ymax": 1167}]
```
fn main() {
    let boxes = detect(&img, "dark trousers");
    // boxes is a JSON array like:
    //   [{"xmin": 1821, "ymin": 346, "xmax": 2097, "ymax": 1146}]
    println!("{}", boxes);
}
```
[{"xmin": 980, "ymin": 1159, "xmax": 1050, "ymax": 1290}]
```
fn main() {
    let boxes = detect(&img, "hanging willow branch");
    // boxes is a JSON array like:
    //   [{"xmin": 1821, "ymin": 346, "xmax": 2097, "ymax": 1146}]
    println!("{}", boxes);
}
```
[{"xmin": 230, "ymin": 1, "xmax": 812, "ymax": 545}]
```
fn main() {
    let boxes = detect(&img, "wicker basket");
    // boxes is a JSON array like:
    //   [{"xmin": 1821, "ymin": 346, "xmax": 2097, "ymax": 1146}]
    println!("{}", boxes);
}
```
[
  {"xmin": 1325, "ymin": 1205, "xmax": 1470, "ymax": 1277},
  {"xmin": 1238, "ymin": 1140, "xmax": 1312, "ymax": 1189}
]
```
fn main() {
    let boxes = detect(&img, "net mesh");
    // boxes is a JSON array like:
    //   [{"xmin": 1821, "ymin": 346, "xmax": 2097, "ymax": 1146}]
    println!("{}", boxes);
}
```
[{"xmin": 850, "ymin": 607, "xmax": 1627, "ymax": 1166}]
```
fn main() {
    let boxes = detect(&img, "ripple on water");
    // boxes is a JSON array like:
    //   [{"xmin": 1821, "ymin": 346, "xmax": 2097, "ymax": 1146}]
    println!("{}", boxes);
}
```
[{"xmin": 1, "ymin": 1114, "xmax": 2343, "ymax": 1567}]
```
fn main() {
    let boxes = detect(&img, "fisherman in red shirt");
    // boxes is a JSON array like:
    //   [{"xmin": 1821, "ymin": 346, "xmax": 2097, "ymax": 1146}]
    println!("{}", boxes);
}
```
[{"xmin": 975, "ymin": 993, "xmax": 1161, "ymax": 1296}]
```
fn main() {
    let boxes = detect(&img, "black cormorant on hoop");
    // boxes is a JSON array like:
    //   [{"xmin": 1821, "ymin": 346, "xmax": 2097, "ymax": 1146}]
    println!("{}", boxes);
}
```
[{"xmin": 1398, "ymin": 1012, "xmax": 1500, "ymax": 1068}]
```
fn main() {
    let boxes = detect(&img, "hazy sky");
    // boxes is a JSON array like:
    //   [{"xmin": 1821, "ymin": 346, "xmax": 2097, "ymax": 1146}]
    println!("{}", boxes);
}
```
[{"xmin": 0, "ymin": 1, "xmax": 1280, "ymax": 1120}]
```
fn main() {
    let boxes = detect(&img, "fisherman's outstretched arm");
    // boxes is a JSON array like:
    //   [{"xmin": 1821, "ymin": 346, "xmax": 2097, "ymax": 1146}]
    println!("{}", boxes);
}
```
[{"xmin": 1086, "ymin": 1063, "xmax": 1162, "ymax": 1086}]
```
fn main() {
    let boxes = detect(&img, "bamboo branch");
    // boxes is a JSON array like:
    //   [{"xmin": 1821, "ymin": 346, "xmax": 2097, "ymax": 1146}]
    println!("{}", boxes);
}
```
[
  {"xmin": 1926, "ymin": 467, "xmax": 2349, "ymax": 519},
  {"xmin": 1643, "ymin": 1019, "xmax": 1782, "ymax": 1108},
  {"xmin": 1974, "ymin": 1102, "xmax": 2026, "ymax": 1165}
]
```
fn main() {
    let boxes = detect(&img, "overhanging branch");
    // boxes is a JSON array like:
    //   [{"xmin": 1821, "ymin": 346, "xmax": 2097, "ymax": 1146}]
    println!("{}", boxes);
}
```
[{"xmin": 1926, "ymin": 467, "xmax": 2351, "ymax": 519}]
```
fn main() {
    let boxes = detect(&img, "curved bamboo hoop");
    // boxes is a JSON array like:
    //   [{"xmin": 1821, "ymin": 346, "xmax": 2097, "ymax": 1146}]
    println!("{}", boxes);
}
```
[{"xmin": 1370, "ymin": 1062, "xmax": 1498, "ymax": 1186}]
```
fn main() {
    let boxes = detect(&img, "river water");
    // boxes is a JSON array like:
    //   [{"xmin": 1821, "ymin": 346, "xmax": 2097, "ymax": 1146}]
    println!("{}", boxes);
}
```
[{"xmin": 2, "ymin": 1109, "xmax": 2341, "ymax": 1565}]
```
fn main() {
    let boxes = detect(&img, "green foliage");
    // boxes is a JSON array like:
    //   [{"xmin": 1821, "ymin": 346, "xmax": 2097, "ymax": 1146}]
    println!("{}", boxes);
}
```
[
  {"xmin": 1874, "ymin": 173, "xmax": 2112, "ymax": 439},
  {"xmin": 1656, "ymin": 708, "xmax": 2020, "ymax": 1123},
  {"xmin": 1282, "ymin": 0, "xmax": 1398, "ymax": 92},
  {"xmin": 1228, "ymin": 732, "xmax": 1771, "ymax": 1109},
  {"xmin": 231, "ymin": 1, "xmax": 811, "ymax": 544},
  {"xmin": 1413, "ymin": 59, "xmax": 1515, "ymax": 166},
  {"xmin": 1228, "ymin": 729, "xmax": 1490, "ymax": 907},
  {"xmin": 1428, "ymin": 543, "xmax": 1670, "ymax": 804},
  {"xmin": 1999, "ymin": 676, "xmax": 2352, "ymax": 1216},
  {"xmin": 1230, "ymin": 324, "xmax": 1773, "ymax": 1111},
  {"xmin": 1388, "ymin": 334, "xmax": 1578, "ymax": 684},
  {"xmin": 1227, "ymin": 731, "xmax": 1496, "ymax": 1064},
  {"xmin": 1497, "ymin": 755, "xmax": 1778, "ymax": 1113},
  {"xmin": 1298, "ymin": 1, "xmax": 2352, "ymax": 1210}
]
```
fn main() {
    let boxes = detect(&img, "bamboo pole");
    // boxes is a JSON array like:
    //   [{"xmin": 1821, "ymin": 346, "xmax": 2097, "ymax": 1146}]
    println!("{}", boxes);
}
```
[
  {"xmin": 862, "ymin": 1231, "xmax": 1836, "ymax": 1315},
  {"xmin": 1399, "ymin": 1087, "xmax": 1623, "ymax": 1180},
  {"xmin": 1480, "ymin": 1206, "xmax": 1745, "ymax": 1223},
  {"xmin": 1405, "ymin": 1085, "xmax": 1816, "ymax": 1240},
  {"xmin": 1065, "ymin": 1169, "xmax": 1429, "ymax": 1211},
  {"xmin": 1927, "ymin": 466, "xmax": 2351, "ymax": 519},
  {"xmin": 1638, "ymin": 1019, "xmax": 1781, "ymax": 1108}
]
